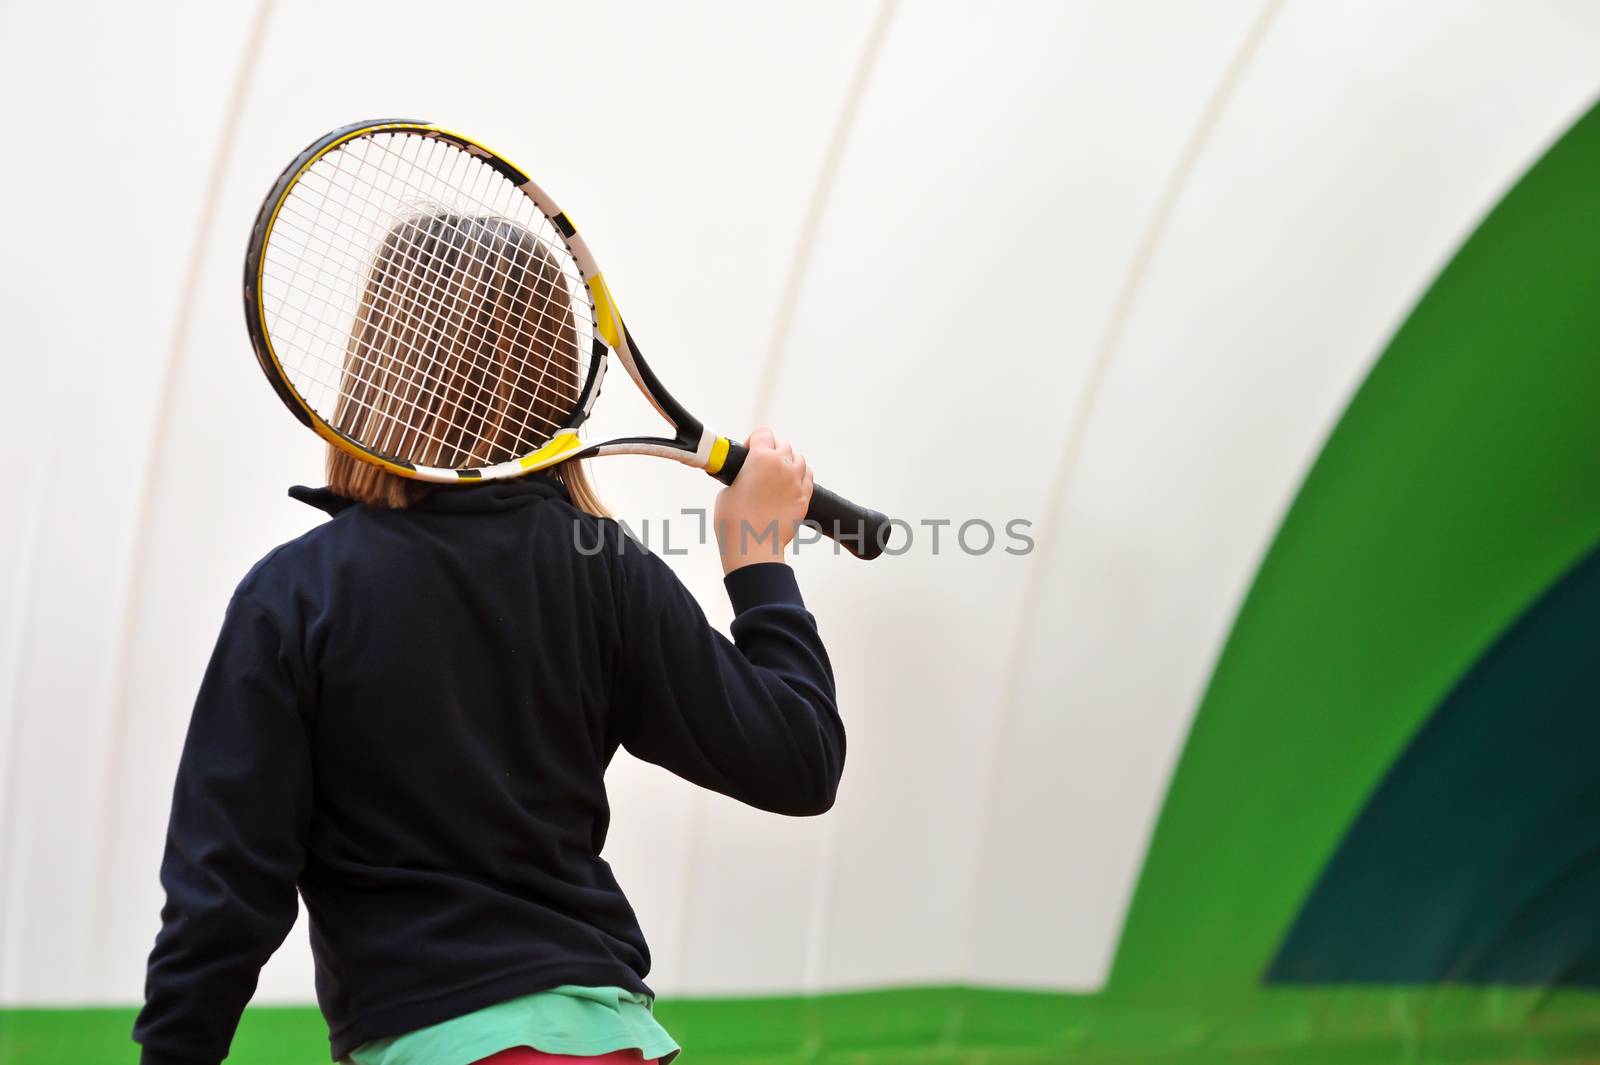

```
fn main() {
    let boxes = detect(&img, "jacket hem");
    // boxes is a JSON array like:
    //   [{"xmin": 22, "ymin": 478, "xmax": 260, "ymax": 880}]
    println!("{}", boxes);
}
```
[{"xmin": 326, "ymin": 962, "xmax": 653, "ymax": 1060}]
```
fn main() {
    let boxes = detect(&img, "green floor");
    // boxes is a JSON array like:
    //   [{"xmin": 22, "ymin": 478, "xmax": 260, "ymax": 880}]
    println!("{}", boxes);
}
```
[{"xmin": 5, "ymin": 986, "xmax": 1598, "ymax": 1064}]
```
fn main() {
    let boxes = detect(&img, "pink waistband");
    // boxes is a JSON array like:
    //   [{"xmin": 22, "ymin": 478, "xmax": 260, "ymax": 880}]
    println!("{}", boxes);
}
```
[{"xmin": 471, "ymin": 1049, "xmax": 656, "ymax": 1065}]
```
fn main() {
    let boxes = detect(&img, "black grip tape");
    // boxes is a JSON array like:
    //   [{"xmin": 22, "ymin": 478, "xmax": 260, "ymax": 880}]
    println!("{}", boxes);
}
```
[{"xmin": 709, "ymin": 441, "xmax": 891, "ymax": 561}]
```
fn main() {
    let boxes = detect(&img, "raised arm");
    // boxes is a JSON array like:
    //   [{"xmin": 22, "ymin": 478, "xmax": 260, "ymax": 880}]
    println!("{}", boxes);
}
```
[{"xmin": 613, "ymin": 428, "xmax": 844, "ymax": 815}]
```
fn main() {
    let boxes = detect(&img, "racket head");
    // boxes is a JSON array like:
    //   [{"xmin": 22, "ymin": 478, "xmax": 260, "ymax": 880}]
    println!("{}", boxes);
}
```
[{"xmin": 243, "ymin": 119, "xmax": 626, "ymax": 482}]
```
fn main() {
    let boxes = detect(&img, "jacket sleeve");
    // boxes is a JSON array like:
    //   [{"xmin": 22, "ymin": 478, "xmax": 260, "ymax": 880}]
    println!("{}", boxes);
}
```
[
  {"xmin": 612, "ymin": 537, "xmax": 844, "ymax": 816},
  {"xmin": 132, "ymin": 592, "xmax": 314, "ymax": 1065}
]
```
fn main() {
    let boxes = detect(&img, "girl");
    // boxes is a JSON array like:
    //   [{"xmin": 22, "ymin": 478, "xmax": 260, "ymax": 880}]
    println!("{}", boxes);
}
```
[{"xmin": 133, "ymin": 211, "xmax": 844, "ymax": 1065}]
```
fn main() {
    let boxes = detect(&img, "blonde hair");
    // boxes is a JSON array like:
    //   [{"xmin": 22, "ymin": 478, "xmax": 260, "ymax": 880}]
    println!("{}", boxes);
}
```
[{"xmin": 325, "ymin": 210, "xmax": 607, "ymax": 516}]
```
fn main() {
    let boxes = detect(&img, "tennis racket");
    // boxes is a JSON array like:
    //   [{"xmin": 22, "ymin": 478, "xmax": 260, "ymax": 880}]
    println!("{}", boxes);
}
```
[{"xmin": 243, "ymin": 118, "xmax": 891, "ymax": 559}]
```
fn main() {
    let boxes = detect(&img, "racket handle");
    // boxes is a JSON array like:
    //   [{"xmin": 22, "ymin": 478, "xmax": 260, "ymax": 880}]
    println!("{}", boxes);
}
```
[
  {"xmin": 710, "ymin": 441, "xmax": 892, "ymax": 561},
  {"xmin": 805, "ymin": 483, "xmax": 894, "ymax": 560}
]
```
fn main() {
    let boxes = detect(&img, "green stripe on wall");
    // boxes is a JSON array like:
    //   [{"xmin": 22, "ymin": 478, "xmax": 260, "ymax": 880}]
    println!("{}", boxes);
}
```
[
  {"xmin": 1269, "ymin": 541, "xmax": 1600, "ymax": 984},
  {"xmin": 6, "ymin": 987, "xmax": 1600, "ymax": 1064},
  {"xmin": 1110, "ymin": 91, "xmax": 1600, "ymax": 1003}
]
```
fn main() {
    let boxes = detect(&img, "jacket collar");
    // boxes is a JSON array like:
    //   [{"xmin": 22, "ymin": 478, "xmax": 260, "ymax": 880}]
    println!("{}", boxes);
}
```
[{"xmin": 289, "ymin": 475, "xmax": 570, "ymax": 517}]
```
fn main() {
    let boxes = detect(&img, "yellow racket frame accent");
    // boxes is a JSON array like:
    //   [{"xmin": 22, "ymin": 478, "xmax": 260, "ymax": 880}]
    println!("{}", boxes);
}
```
[
  {"xmin": 586, "ymin": 274, "xmax": 624, "ymax": 351},
  {"xmin": 517, "ymin": 430, "xmax": 585, "ymax": 471},
  {"xmin": 706, "ymin": 435, "xmax": 732, "ymax": 476}
]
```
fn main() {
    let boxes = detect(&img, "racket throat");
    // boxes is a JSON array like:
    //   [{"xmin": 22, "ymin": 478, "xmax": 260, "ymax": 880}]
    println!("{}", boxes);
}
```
[
  {"xmin": 693, "ymin": 427, "xmax": 725, "ymax": 472},
  {"xmin": 705, "ymin": 433, "xmax": 745, "ymax": 487}
]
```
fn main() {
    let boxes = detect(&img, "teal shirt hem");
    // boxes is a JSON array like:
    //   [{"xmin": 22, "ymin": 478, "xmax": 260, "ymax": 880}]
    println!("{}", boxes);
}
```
[{"xmin": 347, "ymin": 985, "xmax": 680, "ymax": 1065}]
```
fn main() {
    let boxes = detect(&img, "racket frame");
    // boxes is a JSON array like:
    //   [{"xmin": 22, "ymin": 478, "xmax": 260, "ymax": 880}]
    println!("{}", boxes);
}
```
[{"xmin": 243, "ymin": 118, "xmax": 728, "ymax": 484}]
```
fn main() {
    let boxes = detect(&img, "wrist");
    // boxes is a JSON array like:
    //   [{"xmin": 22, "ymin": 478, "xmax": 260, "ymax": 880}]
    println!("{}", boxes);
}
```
[
  {"xmin": 720, "ymin": 541, "xmax": 787, "ymax": 576},
  {"xmin": 715, "ymin": 516, "xmax": 791, "ymax": 576}
]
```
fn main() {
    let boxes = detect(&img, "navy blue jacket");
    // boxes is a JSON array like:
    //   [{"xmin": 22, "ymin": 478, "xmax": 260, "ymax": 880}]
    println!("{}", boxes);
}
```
[{"xmin": 132, "ymin": 476, "xmax": 843, "ymax": 1065}]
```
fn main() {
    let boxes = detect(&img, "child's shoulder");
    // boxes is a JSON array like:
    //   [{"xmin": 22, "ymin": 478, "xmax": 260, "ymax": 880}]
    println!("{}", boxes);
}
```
[{"xmin": 230, "ymin": 512, "xmax": 347, "ymax": 611}]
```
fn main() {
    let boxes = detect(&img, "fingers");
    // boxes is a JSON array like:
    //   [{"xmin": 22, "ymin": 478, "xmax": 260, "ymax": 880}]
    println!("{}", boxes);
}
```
[
  {"xmin": 745, "ymin": 426, "xmax": 799, "ymax": 471},
  {"xmin": 791, "ymin": 448, "xmax": 812, "ymax": 509},
  {"xmin": 716, "ymin": 427, "xmax": 815, "ymax": 572},
  {"xmin": 740, "ymin": 426, "xmax": 810, "ymax": 491}
]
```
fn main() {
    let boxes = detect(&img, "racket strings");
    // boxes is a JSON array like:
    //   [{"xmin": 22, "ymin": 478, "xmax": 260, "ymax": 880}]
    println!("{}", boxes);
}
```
[
  {"xmin": 264, "ymin": 142, "xmax": 591, "ymax": 379},
  {"xmin": 261, "ymin": 156, "xmax": 538, "ymax": 461},
  {"xmin": 264, "ymin": 213, "xmax": 589, "ymax": 399},
  {"xmin": 347, "ymin": 133, "xmax": 591, "ymax": 402},
  {"xmin": 262, "ymin": 209, "xmax": 588, "ymax": 389},
  {"xmin": 259, "ymin": 130, "xmax": 596, "ymax": 468},
  {"xmin": 341, "ymin": 217, "xmax": 576, "ymax": 466},
  {"xmin": 341, "ymin": 222, "xmax": 494, "ymax": 463},
  {"xmin": 259, "ymin": 239, "xmax": 588, "ymax": 435},
  {"xmin": 348, "ymin": 217, "xmax": 577, "ymax": 465},
  {"xmin": 273, "ymin": 132, "xmax": 588, "ymax": 422},
  {"xmin": 361, "ymin": 214, "xmax": 583, "ymax": 466},
  {"xmin": 337, "ymin": 214, "xmax": 567, "ymax": 457},
  {"xmin": 263, "ymin": 244, "xmax": 576, "ymax": 467}
]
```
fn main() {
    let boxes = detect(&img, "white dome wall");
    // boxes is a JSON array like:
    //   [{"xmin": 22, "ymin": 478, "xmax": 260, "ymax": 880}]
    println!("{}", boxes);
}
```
[
  {"xmin": 3, "ymin": 0, "xmax": 1600, "ymax": 1009},
  {"xmin": 0, "ymin": 0, "xmax": 273, "ymax": 1002},
  {"xmin": 966, "ymin": 0, "xmax": 1600, "ymax": 989}
]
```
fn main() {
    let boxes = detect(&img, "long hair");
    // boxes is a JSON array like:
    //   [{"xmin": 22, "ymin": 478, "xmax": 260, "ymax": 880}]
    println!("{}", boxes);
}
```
[{"xmin": 326, "ymin": 210, "xmax": 606, "ymax": 515}]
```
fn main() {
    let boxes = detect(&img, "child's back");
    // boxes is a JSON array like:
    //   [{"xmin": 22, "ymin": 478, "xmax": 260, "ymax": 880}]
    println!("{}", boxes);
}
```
[{"xmin": 136, "ymin": 472, "xmax": 842, "ymax": 1063}]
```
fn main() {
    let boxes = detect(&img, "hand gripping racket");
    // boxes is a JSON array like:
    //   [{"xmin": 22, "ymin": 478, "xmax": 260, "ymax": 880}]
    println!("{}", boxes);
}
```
[{"xmin": 243, "ymin": 118, "xmax": 891, "ymax": 559}]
